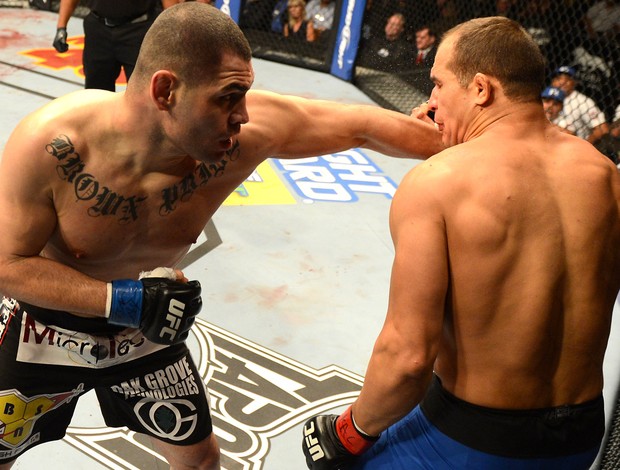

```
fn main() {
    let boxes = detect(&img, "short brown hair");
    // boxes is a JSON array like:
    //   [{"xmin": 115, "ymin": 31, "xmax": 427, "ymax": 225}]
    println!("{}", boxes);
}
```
[
  {"xmin": 130, "ymin": 3, "xmax": 252, "ymax": 88},
  {"xmin": 443, "ymin": 16, "xmax": 545, "ymax": 102}
]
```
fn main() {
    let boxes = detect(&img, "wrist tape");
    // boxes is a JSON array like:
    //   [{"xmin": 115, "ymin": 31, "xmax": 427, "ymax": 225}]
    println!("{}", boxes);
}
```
[
  {"xmin": 336, "ymin": 405, "xmax": 379, "ymax": 455},
  {"xmin": 106, "ymin": 279, "xmax": 143, "ymax": 327}
]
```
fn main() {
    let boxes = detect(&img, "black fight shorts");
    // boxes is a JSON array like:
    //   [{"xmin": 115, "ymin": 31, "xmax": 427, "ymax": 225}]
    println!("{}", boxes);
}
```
[
  {"xmin": 421, "ymin": 375, "xmax": 605, "ymax": 458},
  {"xmin": 0, "ymin": 297, "xmax": 213, "ymax": 463}
]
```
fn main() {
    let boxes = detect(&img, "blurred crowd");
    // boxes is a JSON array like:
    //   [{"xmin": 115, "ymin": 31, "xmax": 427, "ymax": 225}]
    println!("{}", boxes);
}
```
[{"xmin": 239, "ymin": 0, "xmax": 620, "ymax": 159}]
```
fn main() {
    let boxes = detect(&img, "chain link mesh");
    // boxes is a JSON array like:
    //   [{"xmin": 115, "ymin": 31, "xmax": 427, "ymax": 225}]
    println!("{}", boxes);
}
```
[
  {"xmin": 239, "ymin": 0, "xmax": 619, "ymax": 162},
  {"xmin": 4, "ymin": 0, "xmax": 618, "ymax": 162}
]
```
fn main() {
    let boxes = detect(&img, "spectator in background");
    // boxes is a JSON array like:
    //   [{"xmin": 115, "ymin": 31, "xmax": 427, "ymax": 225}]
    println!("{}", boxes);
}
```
[
  {"xmin": 585, "ymin": 0, "xmax": 620, "ymax": 41},
  {"xmin": 613, "ymin": 102, "xmax": 620, "ymax": 138},
  {"xmin": 495, "ymin": 0, "xmax": 515, "ymax": 16},
  {"xmin": 305, "ymin": 0, "xmax": 336, "ymax": 39},
  {"xmin": 52, "ymin": 0, "xmax": 175, "ymax": 91},
  {"xmin": 552, "ymin": 65, "xmax": 610, "ymax": 144},
  {"xmin": 512, "ymin": 0, "xmax": 565, "ymax": 72},
  {"xmin": 413, "ymin": 26, "xmax": 437, "ymax": 68},
  {"xmin": 356, "ymin": 13, "xmax": 414, "ymax": 73},
  {"xmin": 404, "ymin": 25, "xmax": 437, "ymax": 96},
  {"xmin": 283, "ymin": 0, "xmax": 316, "ymax": 42},
  {"xmin": 430, "ymin": 0, "xmax": 461, "ymax": 36},
  {"xmin": 603, "ymin": 101, "xmax": 620, "ymax": 163},
  {"xmin": 541, "ymin": 86, "xmax": 576, "ymax": 135}
]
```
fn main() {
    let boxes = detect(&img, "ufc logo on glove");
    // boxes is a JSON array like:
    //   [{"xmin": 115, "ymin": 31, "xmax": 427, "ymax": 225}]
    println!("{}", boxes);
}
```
[
  {"xmin": 160, "ymin": 298, "xmax": 187, "ymax": 341},
  {"xmin": 106, "ymin": 268, "xmax": 202, "ymax": 345}
]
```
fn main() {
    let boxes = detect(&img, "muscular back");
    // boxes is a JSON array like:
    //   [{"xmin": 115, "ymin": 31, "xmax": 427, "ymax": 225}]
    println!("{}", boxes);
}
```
[{"xmin": 432, "ymin": 128, "xmax": 620, "ymax": 408}]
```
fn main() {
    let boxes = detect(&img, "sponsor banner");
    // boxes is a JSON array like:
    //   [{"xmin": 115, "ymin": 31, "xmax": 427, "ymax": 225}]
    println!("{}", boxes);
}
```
[
  {"xmin": 330, "ymin": 0, "xmax": 367, "ymax": 81},
  {"xmin": 215, "ymin": 0, "xmax": 242, "ymax": 23},
  {"xmin": 273, "ymin": 148, "xmax": 398, "ymax": 202},
  {"xmin": 224, "ymin": 161, "xmax": 296, "ymax": 206}
]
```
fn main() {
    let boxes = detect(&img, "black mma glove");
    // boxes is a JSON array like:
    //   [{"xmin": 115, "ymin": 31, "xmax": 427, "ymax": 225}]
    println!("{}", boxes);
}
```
[
  {"xmin": 302, "ymin": 405, "xmax": 378, "ymax": 470},
  {"xmin": 53, "ymin": 27, "xmax": 68, "ymax": 53},
  {"xmin": 106, "ymin": 278, "xmax": 202, "ymax": 345}
]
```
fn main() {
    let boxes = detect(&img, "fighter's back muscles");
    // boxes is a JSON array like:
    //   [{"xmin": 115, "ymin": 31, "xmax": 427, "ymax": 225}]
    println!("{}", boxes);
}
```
[{"xmin": 431, "ymin": 133, "xmax": 620, "ymax": 408}]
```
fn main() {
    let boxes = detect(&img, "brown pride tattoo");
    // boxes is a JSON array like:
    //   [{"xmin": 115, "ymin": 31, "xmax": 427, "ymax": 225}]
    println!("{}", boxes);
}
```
[{"xmin": 45, "ymin": 135, "xmax": 240, "ymax": 224}]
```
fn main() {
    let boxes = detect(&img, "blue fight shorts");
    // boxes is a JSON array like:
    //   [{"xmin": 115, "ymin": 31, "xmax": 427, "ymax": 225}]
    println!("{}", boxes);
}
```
[
  {"xmin": 353, "ymin": 376, "xmax": 604, "ymax": 469},
  {"xmin": 0, "ymin": 298, "xmax": 213, "ymax": 464}
]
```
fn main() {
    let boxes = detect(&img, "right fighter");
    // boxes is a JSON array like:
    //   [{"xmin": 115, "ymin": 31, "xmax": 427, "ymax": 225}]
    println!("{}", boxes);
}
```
[
  {"xmin": 303, "ymin": 16, "xmax": 620, "ymax": 469},
  {"xmin": 0, "ymin": 3, "xmax": 442, "ymax": 469}
]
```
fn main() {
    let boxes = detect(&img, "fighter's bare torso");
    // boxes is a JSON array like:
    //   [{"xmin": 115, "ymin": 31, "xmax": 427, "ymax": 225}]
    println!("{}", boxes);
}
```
[
  {"xmin": 42, "ymin": 134, "xmax": 248, "ymax": 279},
  {"xmin": 29, "ymin": 92, "xmax": 259, "ymax": 281},
  {"xmin": 430, "ymin": 125, "xmax": 620, "ymax": 407}
]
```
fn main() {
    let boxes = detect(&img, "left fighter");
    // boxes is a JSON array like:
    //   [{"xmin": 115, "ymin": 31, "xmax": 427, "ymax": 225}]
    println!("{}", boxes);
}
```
[{"xmin": 0, "ymin": 3, "xmax": 441, "ymax": 469}]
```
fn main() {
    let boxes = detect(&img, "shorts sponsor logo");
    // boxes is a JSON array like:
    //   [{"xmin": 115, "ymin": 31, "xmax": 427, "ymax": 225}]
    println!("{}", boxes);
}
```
[
  {"xmin": 274, "ymin": 149, "xmax": 398, "ymax": 202},
  {"xmin": 134, "ymin": 399, "xmax": 198, "ymax": 442},
  {"xmin": 0, "ymin": 298, "xmax": 18, "ymax": 346},
  {"xmin": 0, "ymin": 384, "xmax": 83, "ymax": 458},
  {"xmin": 110, "ymin": 357, "xmax": 200, "ymax": 401},
  {"xmin": 17, "ymin": 313, "xmax": 166, "ymax": 368},
  {"xmin": 65, "ymin": 319, "xmax": 362, "ymax": 469}
]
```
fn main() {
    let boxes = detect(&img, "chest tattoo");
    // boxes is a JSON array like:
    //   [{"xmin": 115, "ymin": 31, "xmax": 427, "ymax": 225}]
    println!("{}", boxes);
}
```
[
  {"xmin": 45, "ymin": 135, "xmax": 242, "ymax": 222},
  {"xmin": 46, "ymin": 135, "xmax": 146, "ymax": 224},
  {"xmin": 159, "ymin": 139, "xmax": 241, "ymax": 216}
]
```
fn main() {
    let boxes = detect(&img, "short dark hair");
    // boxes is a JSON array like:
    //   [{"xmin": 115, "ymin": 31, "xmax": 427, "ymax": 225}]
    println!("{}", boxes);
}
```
[
  {"xmin": 416, "ymin": 25, "xmax": 436, "ymax": 38},
  {"xmin": 443, "ymin": 16, "xmax": 545, "ymax": 102},
  {"xmin": 130, "ymin": 3, "xmax": 252, "ymax": 88}
]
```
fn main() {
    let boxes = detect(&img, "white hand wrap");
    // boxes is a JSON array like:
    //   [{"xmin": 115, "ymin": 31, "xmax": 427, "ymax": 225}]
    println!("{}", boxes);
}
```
[{"xmin": 139, "ymin": 267, "xmax": 178, "ymax": 280}]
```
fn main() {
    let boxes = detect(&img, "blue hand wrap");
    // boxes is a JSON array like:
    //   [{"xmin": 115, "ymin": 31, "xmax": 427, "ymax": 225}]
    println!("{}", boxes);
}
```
[{"xmin": 108, "ymin": 279, "xmax": 144, "ymax": 327}]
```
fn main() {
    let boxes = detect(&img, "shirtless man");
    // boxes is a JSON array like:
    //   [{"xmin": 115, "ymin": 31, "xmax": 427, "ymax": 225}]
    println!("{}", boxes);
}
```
[
  {"xmin": 303, "ymin": 16, "xmax": 620, "ymax": 469},
  {"xmin": 0, "ymin": 3, "xmax": 442, "ymax": 469}
]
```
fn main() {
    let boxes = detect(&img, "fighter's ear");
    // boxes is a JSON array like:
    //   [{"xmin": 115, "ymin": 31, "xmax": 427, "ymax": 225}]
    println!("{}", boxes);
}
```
[
  {"xmin": 472, "ymin": 72, "xmax": 493, "ymax": 106},
  {"xmin": 150, "ymin": 70, "xmax": 176, "ymax": 110}
]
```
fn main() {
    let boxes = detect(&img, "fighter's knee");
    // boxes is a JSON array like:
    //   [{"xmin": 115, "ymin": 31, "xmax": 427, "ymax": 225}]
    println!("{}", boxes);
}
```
[
  {"xmin": 153, "ymin": 433, "xmax": 220, "ymax": 470},
  {"xmin": 187, "ymin": 438, "xmax": 220, "ymax": 470}
]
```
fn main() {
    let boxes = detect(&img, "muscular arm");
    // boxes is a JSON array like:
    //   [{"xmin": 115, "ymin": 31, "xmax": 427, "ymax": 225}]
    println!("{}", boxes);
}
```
[
  {"xmin": 0, "ymin": 116, "xmax": 107, "ymax": 317},
  {"xmin": 56, "ymin": 0, "xmax": 81, "ymax": 28},
  {"xmin": 351, "ymin": 161, "xmax": 449, "ymax": 436},
  {"xmin": 242, "ymin": 90, "xmax": 443, "ymax": 161}
]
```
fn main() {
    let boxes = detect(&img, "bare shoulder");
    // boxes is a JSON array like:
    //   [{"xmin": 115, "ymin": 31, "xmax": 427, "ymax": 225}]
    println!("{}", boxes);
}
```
[
  {"xmin": 4, "ymin": 90, "xmax": 111, "ymax": 149},
  {"xmin": 403, "ymin": 145, "xmax": 467, "ymax": 185},
  {"xmin": 1, "ymin": 90, "xmax": 110, "ymax": 185},
  {"xmin": 550, "ymin": 131, "xmax": 619, "ymax": 179},
  {"xmin": 395, "ymin": 147, "xmax": 463, "ymax": 205}
]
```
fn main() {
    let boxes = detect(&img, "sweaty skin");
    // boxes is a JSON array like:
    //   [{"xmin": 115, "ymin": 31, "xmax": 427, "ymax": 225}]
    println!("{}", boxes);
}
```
[
  {"xmin": 352, "ymin": 33, "xmax": 620, "ymax": 436},
  {"xmin": 0, "ymin": 52, "xmax": 442, "ymax": 320}
]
